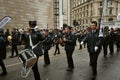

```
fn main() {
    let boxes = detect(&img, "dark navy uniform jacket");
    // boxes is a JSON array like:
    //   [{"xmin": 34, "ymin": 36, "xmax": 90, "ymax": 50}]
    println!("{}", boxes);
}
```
[
  {"xmin": 42, "ymin": 35, "xmax": 52, "ymax": 51},
  {"xmin": 83, "ymin": 30, "xmax": 103, "ymax": 53},
  {"xmin": 0, "ymin": 35, "xmax": 6, "ymax": 59},
  {"xmin": 64, "ymin": 32, "xmax": 76, "ymax": 52},
  {"xmin": 27, "ymin": 30, "xmax": 44, "ymax": 57},
  {"xmin": 11, "ymin": 32, "xmax": 19, "ymax": 45}
]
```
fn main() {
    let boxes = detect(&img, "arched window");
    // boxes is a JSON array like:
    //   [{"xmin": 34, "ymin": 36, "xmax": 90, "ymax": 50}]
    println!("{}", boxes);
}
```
[{"xmin": 108, "ymin": 18, "xmax": 113, "ymax": 21}]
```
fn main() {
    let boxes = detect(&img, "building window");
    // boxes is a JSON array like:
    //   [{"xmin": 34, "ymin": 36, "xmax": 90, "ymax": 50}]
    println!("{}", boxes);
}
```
[
  {"xmin": 84, "ymin": 6, "xmax": 85, "ymax": 10},
  {"xmin": 91, "ymin": 4, "xmax": 92, "ymax": 8},
  {"xmin": 86, "ymin": 11, "xmax": 88, "ymax": 16},
  {"xmin": 91, "ymin": 10, "xmax": 92, "ymax": 16},
  {"xmin": 116, "ymin": 8, "xmax": 118, "ymax": 13},
  {"xmin": 98, "ymin": 18, "xmax": 101, "ymax": 23},
  {"xmin": 109, "ymin": 0, "xmax": 112, "ymax": 5},
  {"xmin": 86, "ymin": 19, "xmax": 88, "ymax": 23},
  {"xmin": 84, "ymin": 20, "xmax": 86, "ymax": 24},
  {"xmin": 100, "ymin": 1, "xmax": 102, "ymax": 6},
  {"xmin": 87, "ymin": 5, "xmax": 89, "ymax": 9},
  {"xmin": 84, "ymin": 12, "xmax": 85, "ymax": 17},
  {"xmin": 80, "ymin": 21, "xmax": 81, "ymax": 25},
  {"xmin": 90, "ymin": 19, "xmax": 92, "ymax": 22},
  {"xmin": 99, "ymin": 8, "xmax": 103, "ymax": 15},
  {"xmin": 108, "ymin": 18, "xmax": 113, "ymax": 21},
  {"xmin": 109, "ymin": 8, "xmax": 112, "ymax": 14}
]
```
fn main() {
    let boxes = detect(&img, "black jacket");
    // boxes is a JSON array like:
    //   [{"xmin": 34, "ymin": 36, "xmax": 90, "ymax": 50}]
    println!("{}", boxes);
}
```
[
  {"xmin": 11, "ymin": 32, "xmax": 19, "ymax": 45},
  {"xmin": 83, "ymin": 30, "xmax": 103, "ymax": 53},
  {"xmin": 64, "ymin": 32, "xmax": 76, "ymax": 52},
  {"xmin": 43, "ymin": 35, "xmax": 52, "ymax": 51},
  {"xmin": 27, "ymin": 30, "xmax": 44, "ymax": 57},
  {"xmin": 115, "ymin": 32, "xmax": 120, "ymax": 43},
  {"xmin": 0, "ymin": 35, "xmax": 6, "ymax": 59}
]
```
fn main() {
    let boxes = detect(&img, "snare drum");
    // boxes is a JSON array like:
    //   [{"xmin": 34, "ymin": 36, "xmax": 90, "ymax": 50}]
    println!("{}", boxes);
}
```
[{"xmin": 18, "ymin": 49, "xmax": 37, "ymax": 67}]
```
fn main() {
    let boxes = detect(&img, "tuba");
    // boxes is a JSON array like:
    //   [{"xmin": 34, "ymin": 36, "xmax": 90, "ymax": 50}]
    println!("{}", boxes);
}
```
[
  {"xmin": 7, "ymin": 35, "xmax": 12, "ymax": 43},
  {"xmin": 18, "ymin": 49, "xmax": 37, "ymax": 78}
]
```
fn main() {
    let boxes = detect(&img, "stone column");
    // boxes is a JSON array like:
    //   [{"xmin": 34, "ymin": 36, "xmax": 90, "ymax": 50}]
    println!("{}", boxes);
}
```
[
  {"xmin": 59, "ymin": 0, "xmax": 63, "ymax": 29},
  {"xmin": 67, "ymin": 0, "xmax": 70, "ymax": 26}
]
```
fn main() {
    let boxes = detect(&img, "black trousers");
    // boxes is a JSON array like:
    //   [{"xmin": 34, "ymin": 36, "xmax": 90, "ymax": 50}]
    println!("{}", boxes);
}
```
[
  {"xmin": 89, "ymin": 51, "xmax": 100, "ymax": 76},
  {"xmin": 79, "ymin": 44, "xmax": 82, "ymax": 49},
  {"xmin": 103, "ymin": 42, "xmax": 109, "ymax": 56},
  {"xmin": 44, "ymin": 50, "xmax": 50, "ymax": 64},
  {"xmin": 65, "ymin": 50, "xmax": 74, "ymax": 68},
  {"xmin": 54, "ymin": 43, "xmax": 60, "ymax": 54},
  {"xmin": 116, "ymin": 42, "xmax": 120, "ymax": 51},
  {"xmin": 11, "ymin": 45, "xmax": 18, "ymax": 56},
  {"xmin": 109, "ymin": 42, "xmax": 114, "ymax": 54},
  {"xmin": 32, "ymin": 59, "xmax": 41, "ymax": 80},
  {"xmin": 0, "ymin": 59, "xmax": 7, "ymax": 73}
]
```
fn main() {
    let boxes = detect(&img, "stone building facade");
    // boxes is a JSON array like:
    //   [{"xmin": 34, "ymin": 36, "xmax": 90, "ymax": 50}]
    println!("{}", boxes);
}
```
[
  {"xmin": 70, "ymin": 0, "xmax": 120, "ymax": 29},
  {"xmin": 0, "ymin": 0, "xmax": 54, "ymax": 30}
]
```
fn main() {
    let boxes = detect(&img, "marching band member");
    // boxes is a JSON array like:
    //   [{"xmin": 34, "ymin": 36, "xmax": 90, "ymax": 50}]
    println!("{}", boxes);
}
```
[
  {"xmin": 43, "ymin": 29, "xmax": 52, "ymax": 67},
  {"xmin": 0, "ymin": 28, "xmax": 7, "ymax": 76},
  {"xmin": 53, "ymin": 32, "xmax": 62, "ymax": 55},
  {"xmin": 81, "ymin": 21, "xmax": 103, "ymax": 80},
  {"xmin": 63, "ymin": 26, "xmax": 76, "ymax": 71},
  {"xmin": 10, "ymin": 28, "xmax": 19, "ymax": 58},
  {"xmin": 26, "ymin": 21, "xmax": 44, "ymax": 80}
]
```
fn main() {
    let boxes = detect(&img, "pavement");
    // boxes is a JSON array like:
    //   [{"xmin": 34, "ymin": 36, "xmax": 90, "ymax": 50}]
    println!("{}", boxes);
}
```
[{"xmin": 0, "ymin": 43, "xmax": 120, "ymax": 80}]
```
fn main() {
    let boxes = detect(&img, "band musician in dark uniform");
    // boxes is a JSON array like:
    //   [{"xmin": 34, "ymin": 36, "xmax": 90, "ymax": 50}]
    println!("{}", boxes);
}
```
[
  {"xmin": 63, "ymin": 26, "xmax": 76, "ymax": 71},
  {"xmin": 0, "ymin": 28, "xmax": 7, "ymax": 76},
  {"xmin": 102, "ymin": 26, "xmax": 110, "ymax": 58},
  {"xmin": 53, "ymin": 34, "xmax": 60, "ymax": 55},
  {"xmin": 26, "ymin": 21, "xmax": 44, "ymax": 80},
  {"xmin": 43, "ymin": 29, "xmax": 52, "ymax": 67},
  {"xmin": 81, "ymin": 21, "xmax": 103, "ymax": 80},
  {"xmin": 10, "ymin": 28, "xmax": 19, "ymax": 58}
]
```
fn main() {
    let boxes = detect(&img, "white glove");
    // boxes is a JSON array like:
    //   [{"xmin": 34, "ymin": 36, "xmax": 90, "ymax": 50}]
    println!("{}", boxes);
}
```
[
  {"xmin": 94, "ymin": 46, "xmax": 98, "ymax": 52},
  {"xmin": 63, "ymin": 37, "xmax": 66, "ymax": 41},
  {"xmin": 80, "ymin": 41, "xmax": 84, "ymax": 45}
]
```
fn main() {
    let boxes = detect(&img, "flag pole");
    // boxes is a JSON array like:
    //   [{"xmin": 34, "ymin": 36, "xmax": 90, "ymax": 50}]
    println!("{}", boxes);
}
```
[{"xmin": 99, "ymin": 0, "xmax": 107, "ymax": 37}]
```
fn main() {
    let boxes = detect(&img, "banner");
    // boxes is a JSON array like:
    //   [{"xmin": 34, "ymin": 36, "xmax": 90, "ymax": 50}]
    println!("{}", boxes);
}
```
[{"xmin": 0, "ymin": 16, "xmax": 11, "ymax": 28}]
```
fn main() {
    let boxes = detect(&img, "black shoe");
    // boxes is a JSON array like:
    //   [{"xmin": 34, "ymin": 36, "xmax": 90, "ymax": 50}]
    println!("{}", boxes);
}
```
[
  {"xmin": 15, "ymin": 55, "xmax": 18, "ymax": 57},
  {"xmin": 0, "ymin": 72, "xmax": 7, "ymax": 76},
  {"xmin": 66, "ymin": 68, "xmax": 73, "ymax": 71},
  {"xmin": 104, "ymin": 55, "xmax": 107, "ymax": 58},
  {"xmin": 9, "ymin": 56, "xmax": 14, "ymax": 58},
  {"xmin": 110, "ymin": 52, "xmax": 113, "ymax": 55},
  {"xmin": 89, "ymin": 62, "xmax": 92, "ymax": 66},
  {"xmin": 117, "ymin": 49, "xmax": 120, "ymax": 52},
  {"xmin": 54, "ymin": 53, "xmax": 56, "ymax": 55},
  {"xmin": 43, "ymin": 64, "xmax": 50, "ymax": 67},
  {"xmin": 91, "ymin": 75, "xmax": 96, "ymax": 80},
  {"xmin": 91, "ymin": 77, "xmax": 96, "ymax": 80},
  {"xmin": 57, "ymin": 52, "xmax": 60, "ymax": 54}
]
